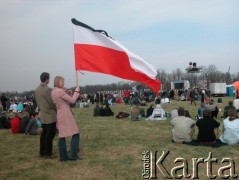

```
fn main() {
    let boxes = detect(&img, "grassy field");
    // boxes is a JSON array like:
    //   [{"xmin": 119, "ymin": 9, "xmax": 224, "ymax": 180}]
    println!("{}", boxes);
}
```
[{"xmin": 0, "ymin": 96, "xmax": 239, "ymax": 179}]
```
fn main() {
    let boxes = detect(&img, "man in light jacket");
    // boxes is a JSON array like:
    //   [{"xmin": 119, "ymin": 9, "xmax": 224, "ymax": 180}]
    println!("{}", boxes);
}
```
[
  {"xmin": 35, "ymin": 72, "xmax": 57, "ymax": 158},
  {"xmin": 171, "ymin": 107, "xmax": 195, "ymax": 143}
]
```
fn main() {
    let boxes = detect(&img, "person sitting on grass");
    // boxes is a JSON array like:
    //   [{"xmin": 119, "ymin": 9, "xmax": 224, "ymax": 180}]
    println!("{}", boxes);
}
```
[
  {"xmin": 233, "ymin": 96, "xmax": 239, "ymax": 113},
  {"xmin": 93, "ymin": 102, "xmax": 100, "ymax": 116},
  {"xmin": 220, "ymin": 109, "xmax": 239, "ymax": 144},
  {"xmin": 146, "ymin": 104, "xmax": 154, "ymax": 118},
  {"xmin": 104, "ymin": 104, "xmax": 114, "ymax": 116},
  {"xmin": 139, "ymin": 106, "xmax": 145, "ymax": 118},
  {"xmin": 205, "ymin": 99, "xmax": 219, "ymax": 118},
  {"xmin": 25, "ymin": 112, "xmax": 43, "ymax": 135},
  {"xmin": 0, "ymin": 111, "xmax": 11, "ymax": 129},
  {"xmin": 129, "ymin": 104, "xmax": 140, "ymax": 120},
  {"xmin": 196, "ymin": 109, "xmax": 220, "ymax": 144},
  {"xmin": 17, "ymin": 100, "xmax": 24, "ymax": 113},
  {"xmin": 10, "ymin": 100, "xmax": 18, "ymax": 113},
  {"xmin": 19, "ymin": 108, "xmax": 30, "ymax": 133},
  {"xmin": 171, "ymin": 107, "xmax": 195, "ymax": 143},
  {"xmin": 146, "ymin": 104, "xmax": 167, "ymax": 121},
  {"xmin": 10, "ymin": 112, "xmax": 21, "ymax": 134},
  {"xmin": 223, "ymin": 101, "xmax": 236, "ymax": 119},
  {"xmin": 99, "ymin": 104, "xmax": 105, "ymax": 116}
]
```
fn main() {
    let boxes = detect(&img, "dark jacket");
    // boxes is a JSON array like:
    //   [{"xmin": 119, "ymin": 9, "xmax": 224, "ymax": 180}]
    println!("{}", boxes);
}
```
[{"xmin": 196, "ymin": 117, "xmax": 220, "ymax": 142}]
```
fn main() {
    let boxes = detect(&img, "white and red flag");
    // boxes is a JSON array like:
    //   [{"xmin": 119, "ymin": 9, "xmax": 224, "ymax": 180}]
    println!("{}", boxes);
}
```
[{"xmin": 72, "ymin": 18, "xmax": 160, "ymax": 94}]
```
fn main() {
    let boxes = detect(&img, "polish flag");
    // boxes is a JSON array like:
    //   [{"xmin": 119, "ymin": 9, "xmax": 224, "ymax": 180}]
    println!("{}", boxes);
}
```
[{"xmin": 72, "ymin": 18, "xmax": 160, "ymax": 94}]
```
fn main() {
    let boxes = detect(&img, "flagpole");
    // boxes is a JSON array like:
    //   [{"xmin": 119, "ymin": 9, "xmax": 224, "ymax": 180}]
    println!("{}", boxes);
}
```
[{"xmin": 75, "ymin": 70, "xmax": 79, "ymax": 87}]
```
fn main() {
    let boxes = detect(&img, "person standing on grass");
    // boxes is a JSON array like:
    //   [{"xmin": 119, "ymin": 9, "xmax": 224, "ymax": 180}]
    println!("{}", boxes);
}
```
[
  {"xmin": 51, "ymin": 76, "xmax": 81, "ymax": 161},
  {"xmin": 35, "ymin": 72, "xmax": 57, "ymax": 159},
  {"xmin": 197, "ymin": 102, "xmax": 206, "ymax": 120},
  {"xmin": 190, "ymin": 88, "xmax": 196, "ymax": 106},
  {"xmin": 1, "ymin": 93, "xmax": 8, "ymax": 111}
]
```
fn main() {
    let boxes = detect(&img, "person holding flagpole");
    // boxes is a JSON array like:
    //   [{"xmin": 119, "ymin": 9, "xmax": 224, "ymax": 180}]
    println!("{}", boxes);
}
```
[{"xmin": 51, "ymin": 76, "xmax": 81, "ymax": 161}]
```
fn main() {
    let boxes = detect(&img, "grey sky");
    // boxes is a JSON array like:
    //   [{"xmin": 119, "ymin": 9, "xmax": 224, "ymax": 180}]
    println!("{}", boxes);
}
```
[{"xmin": 0, "ymin": 0, "xmax": 238, "ymax": 92}]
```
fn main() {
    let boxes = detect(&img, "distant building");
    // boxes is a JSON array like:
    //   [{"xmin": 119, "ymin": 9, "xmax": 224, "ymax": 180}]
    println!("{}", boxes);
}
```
[{"xmin": 171, "ymin": 80, "xmax": 190, "ymax": 90}]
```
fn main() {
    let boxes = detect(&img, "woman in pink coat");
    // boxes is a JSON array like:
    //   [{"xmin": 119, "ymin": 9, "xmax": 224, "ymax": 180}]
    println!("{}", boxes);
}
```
[{"xmin": 51, "ymin": 76, "xmax": 80, "ymax": 161}]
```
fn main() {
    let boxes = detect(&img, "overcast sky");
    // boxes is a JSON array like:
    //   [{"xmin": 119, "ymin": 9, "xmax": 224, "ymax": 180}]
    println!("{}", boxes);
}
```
[{"xmin": 0, "ymin": 0, "xmax": 238, "ymax": 92}]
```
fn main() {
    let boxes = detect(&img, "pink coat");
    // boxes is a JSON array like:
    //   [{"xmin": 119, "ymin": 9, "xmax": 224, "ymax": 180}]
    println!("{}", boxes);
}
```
[{"xmin": 51, "ymin": 87, "xmax": 79, "ymax": 138}]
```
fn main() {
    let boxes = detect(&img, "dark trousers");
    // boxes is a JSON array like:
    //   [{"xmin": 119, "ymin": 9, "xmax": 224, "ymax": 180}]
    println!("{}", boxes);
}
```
[
  {"xmin": 39, "ymin": 122, "xmax": 56, "ymax": 156},
  {"xmin": 58, "ymin": 133, "xmax": 80, "ymax": 161},
  {"xmin": 190, "ymin": 98, "xmax": 196, "ymax": 105},
  {"xmin": 2, "ymin": 103, "xmax": 7, "ymax": 111}
]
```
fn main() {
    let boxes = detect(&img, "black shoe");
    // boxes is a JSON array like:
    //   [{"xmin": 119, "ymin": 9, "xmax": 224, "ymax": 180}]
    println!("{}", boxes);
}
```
[
  {"xmin": 68, "ymin": 153, "xmax": 82, "ymax": 161},
  {"xmin": 69, "ymin": 157, "xmax": 83, "ymax": 161},
  {"xmin": 39, "ymin": 154, "xmax": 44, "ymax": 158}
]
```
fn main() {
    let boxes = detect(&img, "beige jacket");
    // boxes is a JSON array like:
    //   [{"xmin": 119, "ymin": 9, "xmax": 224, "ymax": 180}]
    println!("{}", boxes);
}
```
[{"xmin": 171, "ymin": 116, "xmax": 195, "ymax": 142}]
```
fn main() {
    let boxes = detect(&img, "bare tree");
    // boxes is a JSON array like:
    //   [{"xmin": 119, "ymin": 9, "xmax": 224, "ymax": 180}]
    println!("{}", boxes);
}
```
[
  {"xmin": 231, "ymin": 72, "xmax": 239, "ymax": 83},
  {"xmin": 156, "ymin": 69, "xmax": 168, "ymax": 90},
  {"xmin": 184, "ymin": 73, "xmax": 198, "ymax": 88},
  {"xmin": 171, "ymin": 70, "xmax": 178, "ymax": 81},
  {"xmin": 207, "ymin": 64, "xmax": 219, "ymax": 83},
  {"xmin": 175, "ymin": 68, "xmax": 182, "ymax": 80}
]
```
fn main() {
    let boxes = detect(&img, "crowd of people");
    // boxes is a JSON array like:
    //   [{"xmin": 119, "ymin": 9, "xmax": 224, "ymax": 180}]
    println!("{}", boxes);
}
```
[
  {"xmin": 171, "ymin": 98, "xmax": 239, "ymax": 146},
  {"xmin": 0, "ymin": 105, "xmax": 42, "ymax": 135},
  {"xmin": 90, "ymin": 87, "xmax": 239, "ymax": 146},
  {"xmin": 1, "ymin": 76, "xmax": 239, "ymax": 162}
]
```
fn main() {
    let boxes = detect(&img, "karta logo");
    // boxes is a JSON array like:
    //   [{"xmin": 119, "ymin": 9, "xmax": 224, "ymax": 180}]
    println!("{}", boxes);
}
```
[{"xmin": 142, "ymin": 150, "xmax": 238, "ymax": 179}]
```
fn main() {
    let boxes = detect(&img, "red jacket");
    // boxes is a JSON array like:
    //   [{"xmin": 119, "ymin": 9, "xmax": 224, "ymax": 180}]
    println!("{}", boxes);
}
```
[{"xmin": 11, "ymin": 117, "xmax": 21, "ymax": 134}]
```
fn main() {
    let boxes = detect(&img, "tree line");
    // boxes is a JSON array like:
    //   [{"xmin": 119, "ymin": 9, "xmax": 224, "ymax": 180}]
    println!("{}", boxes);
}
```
[
  {"xmin": 157, "ymin": 64, "xmax": 239, "ymax": 90},
  {"xmin": 1, "ymin": 64, "xmax": 239, "ymax": 97}
]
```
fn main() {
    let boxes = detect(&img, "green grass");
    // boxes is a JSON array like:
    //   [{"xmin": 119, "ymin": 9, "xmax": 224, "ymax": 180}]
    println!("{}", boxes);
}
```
[{"xmin": 0, "ymin": 96, "xmax": 239, "ymax": 179}]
